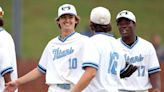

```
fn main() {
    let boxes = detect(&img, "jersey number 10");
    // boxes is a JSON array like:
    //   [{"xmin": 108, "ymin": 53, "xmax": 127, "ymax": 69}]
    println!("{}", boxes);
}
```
[{"xmin": 69, "ymin": 58, "xmax": 77, "ymax": 69}]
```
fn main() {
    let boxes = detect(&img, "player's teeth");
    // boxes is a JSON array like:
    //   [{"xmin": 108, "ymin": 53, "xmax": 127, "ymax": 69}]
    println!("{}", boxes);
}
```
[{"xmin": 123, "ymin": 30, "xmax": 126, "ymax": 32}]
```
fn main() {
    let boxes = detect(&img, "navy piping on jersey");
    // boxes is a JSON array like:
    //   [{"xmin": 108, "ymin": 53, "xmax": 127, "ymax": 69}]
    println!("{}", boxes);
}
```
[
  {"xmin": 37, "ymin": 64, "xmax": 46, "ymax": 74},
  {"xmin": 95, "ymin": 32, "xmax": 114, "ymax": 38},
  {"xmin": 82, "ymin": 62, "xmax": 99, "ymax": 70},
  {"xmin": 148, "ymin": 67, "xmax": 161, "ymax": 74},
  {"xmin": 0, "ymin": 67, "xmax": 13, "ymax": 76},
  {"xmin": 58, "ymin": 32, "xmax": 76, "ymax": 42},
  {"xmin": 121, "ymin": 36, "xmax": 139, "ymax": 49}
]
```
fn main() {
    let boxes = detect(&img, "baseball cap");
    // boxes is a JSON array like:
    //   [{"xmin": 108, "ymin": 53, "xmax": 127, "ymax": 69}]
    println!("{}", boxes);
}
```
[
  {"xmin": 57, "ymin": 4, "xmax": 77, "ymax": 19},
  {"xmin": 116, "ymin": 10, "xmax": 136, "ymax": 23},
  {"xmin": 0, "ymin": 6, "xmax": 4, "ymax": 17},
  {"xmin": 90, "ymin": 7, "xmax": 111, "ymax": 25}
]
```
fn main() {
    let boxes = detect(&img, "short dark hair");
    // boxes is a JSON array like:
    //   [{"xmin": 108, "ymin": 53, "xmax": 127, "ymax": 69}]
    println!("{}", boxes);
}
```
[
  {"xmin": 90, "ymin": 22, "xmax": 112, "ymax": 33},
  {"xmin": 0, "ymin": 17, "xmax": 4, "ymax": 26}
]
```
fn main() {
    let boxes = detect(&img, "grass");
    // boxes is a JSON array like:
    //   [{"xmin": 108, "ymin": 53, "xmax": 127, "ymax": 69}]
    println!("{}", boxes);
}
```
[{"xmin": 0, "ymin": 0, "xmax": 164, "ymax": 59}]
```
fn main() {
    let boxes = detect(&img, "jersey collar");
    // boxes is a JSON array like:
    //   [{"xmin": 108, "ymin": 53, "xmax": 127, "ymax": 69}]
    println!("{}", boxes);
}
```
[
  {"xmin": 58, "ymin": 32, "xmax": 76, "ymax": 42},
  {"xmin": 95, "ymin": 32, "xmax": 114, "ymax": 38},
  {"xmin": 121, "ymin": 36, "xmax": 139, "ymax": 49}
]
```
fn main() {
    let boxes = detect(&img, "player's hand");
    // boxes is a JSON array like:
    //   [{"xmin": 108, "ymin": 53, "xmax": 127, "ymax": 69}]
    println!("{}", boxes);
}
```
[
  {"xmin": 3, "ymin": 80, "xmax": 18, "ymax": 92},
  {"xmin": 149, "ymin": 88, "xmax": 161, "ymax": 92},
  {"xmin": 152, "ymin": 89, "xmax": 160, "ymax": 92},
  {"xmin": 120, "ymin": 62, "xmax": 138, "ymax": 78}
]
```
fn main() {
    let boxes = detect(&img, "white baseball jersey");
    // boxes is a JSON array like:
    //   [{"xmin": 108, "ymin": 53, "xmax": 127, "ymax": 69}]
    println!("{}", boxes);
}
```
[
  {"xmin": 38, "ymin": 32, "xmax": 99, "ymax": 86},
  {"xmin": 82, "ymin": 33, "xmax": 126, "ymax": 92},
  {"xmin": 0, "ymin": 27, "xmax": 18, "ymax": 92},
  {"xmin": 118, "ymin": 37, "xmax": 161, "ymax": 91}
]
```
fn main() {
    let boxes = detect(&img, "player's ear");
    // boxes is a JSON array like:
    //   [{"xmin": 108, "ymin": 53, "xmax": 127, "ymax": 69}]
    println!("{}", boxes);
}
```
[
  {"xmin": 55, "ymin": 18, "xmax": 60, "ymax": 24},
  {"xmin": 75, "ymin": 16, "xmax": 80, "ymax": 24},
  {"xmin": 133, "ymin": 21, "xmax": 136, "ymax": 26},
  {"xmin": 134, "ymin": 22, "xmax": 136, "ymax": 27}
]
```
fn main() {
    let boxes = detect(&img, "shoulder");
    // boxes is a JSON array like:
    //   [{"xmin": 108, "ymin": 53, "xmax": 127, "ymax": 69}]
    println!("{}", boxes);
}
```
[
  {"xmin": 0, "ymin": 29, "xmax": 12, "ymax": 38},
  {"xmin": 0, "ymin": 30, "xmax": 14, "ymax": 45},
  {"xmin": 90, "ymin": 34, "xmax": 110, "ymax": 40},
  {"xmin": 138, "ymin": 37, "xmax": 153, "ymax": 46},
  {"xmin": 74, "ymin": 33, "xmax": 91, "ymax": 43},
  {"xmin": 47, "ymin": 37, "xmax": 58, "ymax": 46},
  {"xmin": 117, "ymin": 37, "xmax": 121, "ymax": 40},
  {"xmin": 138, "ymin": 37, "xmax": 155, "ymax": 51},
  {"xmin": 117, "ymin": 37, "xmax": 121, "ymax": 42},
  {"xmin": 91, "ymin": 34, "xmax": 118, "ymax": 45},
  {"xmin": 76, "ymin": 32, "xmax": 90, "ymax": 39},
  {"xmin": 116, "ymin": 37, "xmax": 122, "ymax": 45}
]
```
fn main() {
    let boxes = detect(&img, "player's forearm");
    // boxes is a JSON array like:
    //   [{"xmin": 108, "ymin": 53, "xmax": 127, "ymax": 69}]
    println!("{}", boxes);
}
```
[
  {"xmin": 3, "ymin": 73, "xmax": 11, "ymax": 83},
  {"xmin": 16, "ymin": 68, "xmax": 43, "ymax": 86},
  {"xmin": 149, "ymin": 72, "xmax": 161, "ymax": 92},
  {"xmin": 72, "ymin": 67, "xmax": 97, "ymax": 92}
]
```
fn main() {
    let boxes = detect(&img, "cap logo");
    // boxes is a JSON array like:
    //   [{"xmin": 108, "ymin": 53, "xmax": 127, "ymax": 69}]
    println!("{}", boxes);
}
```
[
  {"xmin": 120, "ymin": 11, "xmax": 128, "ymax": 15},
  {"xmin": 62, "ymin": 6, "xmax": 71, "ymax": 11}
]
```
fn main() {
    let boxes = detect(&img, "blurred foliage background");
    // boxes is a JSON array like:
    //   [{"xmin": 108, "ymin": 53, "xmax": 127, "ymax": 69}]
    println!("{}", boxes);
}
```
[{"xmin": 0, "ymin": 0, "xmax": 164, "ymax": 59}]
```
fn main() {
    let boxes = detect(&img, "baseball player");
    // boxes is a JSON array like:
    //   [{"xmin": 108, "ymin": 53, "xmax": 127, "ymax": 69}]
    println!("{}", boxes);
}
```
[
  {"xmin": 4, "ymin": 4, "xmax": 99, "ymax": 92},
  {"xmin": 0, "ymin": 6, "xmax": 18, "ymax": 92},
  {"xmin": 71, "ymin": 7, "xmax": 137, "ymax": 92},
  {"xmin": 116, "ymin": 10, "xmax": 161, "ymax": 92}
]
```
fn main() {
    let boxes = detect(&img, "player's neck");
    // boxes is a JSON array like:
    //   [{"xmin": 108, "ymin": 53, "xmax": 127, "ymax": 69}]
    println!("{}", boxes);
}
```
[
  {"xmin": 60, "ymin": 30, "xmax": 75, "ymax": 39},
  {"xmin": 122, "ymin": 36, "xmax": 137, "ymax": 46}
]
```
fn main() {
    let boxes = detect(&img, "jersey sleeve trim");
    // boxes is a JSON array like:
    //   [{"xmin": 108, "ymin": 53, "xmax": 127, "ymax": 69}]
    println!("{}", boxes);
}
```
[
  {"xmin": 148, "ymin": 67, "xmax": 161, "ymax": 74},
  {"xmin": 82, "ymin": 62, "xmax": 99, "ymax": 70},
  {"xmin": 0, "ymin": 67, "xmax": 13, "ymax": 76},
  {"xmin": 37, "ymin": 64, "xmax": 46, "ymax": 74}
]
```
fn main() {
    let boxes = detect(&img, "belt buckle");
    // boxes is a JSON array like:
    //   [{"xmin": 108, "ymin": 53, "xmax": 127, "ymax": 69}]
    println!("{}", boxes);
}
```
[{"xmin": 57, "ymin": 84, "xmax": 71, "ymax": 90}]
